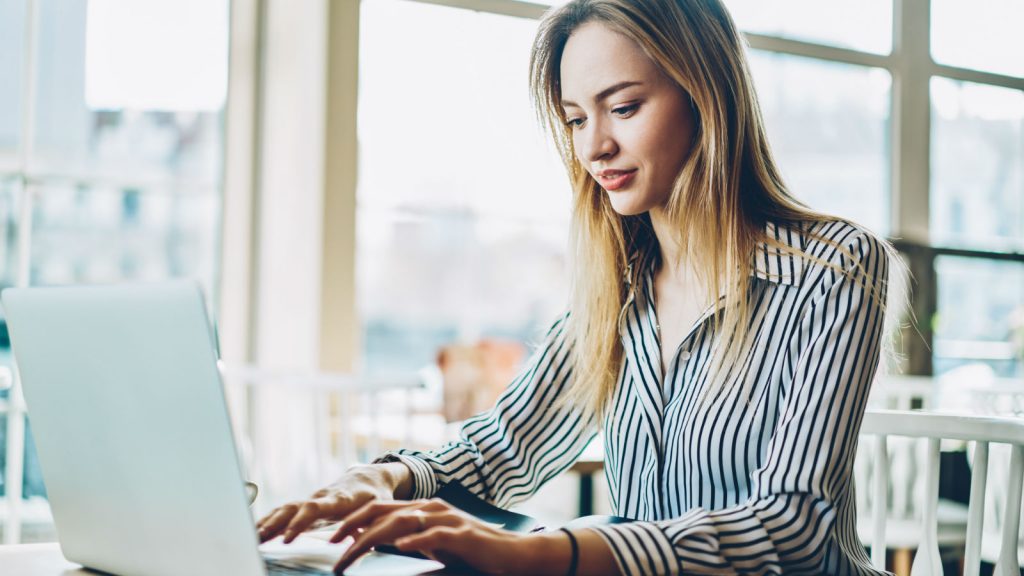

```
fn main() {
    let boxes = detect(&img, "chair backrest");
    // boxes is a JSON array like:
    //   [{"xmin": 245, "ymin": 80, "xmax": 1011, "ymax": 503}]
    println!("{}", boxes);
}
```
[
  {"xmin": 933, "ymin": 367, "xmax": 1024, "ymax": 564},
  {"xmin": 857, "ymin": 376, "xmax": 940, "ymax": 524},
  {"xmin": 859, "ymin": 409, "xmax": 1024, "ymax": 576}
]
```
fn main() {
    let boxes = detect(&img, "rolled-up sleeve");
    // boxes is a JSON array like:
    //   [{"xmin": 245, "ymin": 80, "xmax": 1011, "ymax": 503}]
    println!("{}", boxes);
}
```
[
  {"xmin": 590, "ymin": 231, "xmax": 890, "ymax": 575},
  {"xmin": 375, "ymin": 313, "xmax": 598, "ymax": 507}
]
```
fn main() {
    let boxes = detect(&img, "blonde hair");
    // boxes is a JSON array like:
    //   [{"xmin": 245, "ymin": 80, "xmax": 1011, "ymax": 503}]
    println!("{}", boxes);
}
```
[{"xmin": 529, "ymin": 0, "xmax": 906, "ymax": 419}]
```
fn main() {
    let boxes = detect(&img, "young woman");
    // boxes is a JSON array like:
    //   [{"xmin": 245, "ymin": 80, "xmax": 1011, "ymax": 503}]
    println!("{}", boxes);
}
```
[{"xmin": 257, "ymin": 1, "xmax": 900, "ymax": 574}]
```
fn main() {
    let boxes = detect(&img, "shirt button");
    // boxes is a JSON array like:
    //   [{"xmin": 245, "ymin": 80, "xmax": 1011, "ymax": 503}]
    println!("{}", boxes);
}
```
[{"xmin": 679, "ymin": 350, "xmax": 691, "ymax": 361}]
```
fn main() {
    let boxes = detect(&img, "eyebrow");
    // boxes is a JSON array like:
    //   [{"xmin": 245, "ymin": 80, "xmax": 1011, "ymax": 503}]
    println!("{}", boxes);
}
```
[{"xmin": 561, "ymin": 80, "xmax": 644, "ymax": 109}]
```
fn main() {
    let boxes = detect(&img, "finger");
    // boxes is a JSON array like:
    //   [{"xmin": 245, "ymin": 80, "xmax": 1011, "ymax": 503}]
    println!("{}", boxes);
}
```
[
  {"xmin": 328, "ymin": 500, "xmax": 426, "ymax": 544},
  {"xmin": 394, "ymin": 526, "xmax": 461, "ymax": 554},
  {"xmin": 257, "ymin": 504, "xmax": 299, "ymax": 542},
  {"xmin": 333, "ymin": 509, "xmax": 446, "ymax": 574},
  {"xmin": 282, "ymin": 500, "xmax": 332, "ymax": 543},
  {"xmin": 331, "ymin": 498, "xmax": 449, "ymax": 543},
  {"xmin": 334, "ymin": 521, "xmax": 417, "ymax": 574},
  {"xmin": 257, "ymin": 505, "xmax": 291, "ymax": 530}
]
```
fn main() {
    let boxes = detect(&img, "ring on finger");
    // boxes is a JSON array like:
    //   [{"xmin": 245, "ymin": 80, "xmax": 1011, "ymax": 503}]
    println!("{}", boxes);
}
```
[{"xmin": 413, "ymin": 510, "xmax": 427, "ymax": 532}]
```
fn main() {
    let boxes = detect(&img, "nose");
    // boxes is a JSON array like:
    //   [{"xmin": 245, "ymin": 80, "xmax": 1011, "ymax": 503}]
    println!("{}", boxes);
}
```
[{"xmin": 577, "ymin": 118, "xmax": 618, "ymax": 165}]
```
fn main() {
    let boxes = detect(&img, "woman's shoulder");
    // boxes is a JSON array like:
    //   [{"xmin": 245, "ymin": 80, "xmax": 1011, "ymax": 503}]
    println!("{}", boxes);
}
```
[{"xmin": 789, "ymin": 217, "xmax": 889, "ymax": 271}]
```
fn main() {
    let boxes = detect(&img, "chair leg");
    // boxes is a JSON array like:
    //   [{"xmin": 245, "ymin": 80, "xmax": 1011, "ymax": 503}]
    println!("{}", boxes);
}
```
[{"xmin": 893, "ymin": 548, "xmax": 913, "ymax": 576}]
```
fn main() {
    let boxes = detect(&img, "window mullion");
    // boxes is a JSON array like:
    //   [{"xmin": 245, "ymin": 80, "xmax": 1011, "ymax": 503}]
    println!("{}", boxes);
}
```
[
  {"xmin": 891, "ymin": 0, "xmax": 931, "ymax": 244},
  {"xmin": 744, "ymin": 33, "xmax": 893, "ymax": 71},
  {"xmin": 929, "ymin": 63, "xmax": 1024, "ymax": 92},
  {"xmin": 892, "ymin": 0, "xmax": 934, "ymax": 375},
  {"xmin": 398, "ymin": 0, "xmax": 547, "ymax": 20}
]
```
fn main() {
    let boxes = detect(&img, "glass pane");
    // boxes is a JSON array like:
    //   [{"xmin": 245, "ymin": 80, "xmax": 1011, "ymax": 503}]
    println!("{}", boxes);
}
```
[
  {"xmin": 749, "ymin": 51, "xmax": 891, "ymax": 234},
  {"xmin": 358, "ymin": 209, "xmax": 569, "ymax": 375},
  {"xmin": 0, "ymin": 156, "xmax": 18, "ymax": 174},
  {"xmin": 31, "ymin": 0, "xmax": 227, "ymax": 184},
  {"xmin": 0, "ymin": 0, "xmax": 26, "ymax": 158},
  {"xmin": 31, "ymin": 183, "xmax": 219, "ymax": 293},
  {"xmin": 932, "ymin": 0, "xmax": 1024, "ymax": 78},
  {"xmin": 725, "ymin": 0, "xmax": 892, "ymax": 54},
  {"xmin": 542, "ymin": 0, "xmax": 893, "ymax": 54},
  {"xmin": 358, "ymin": 0, "xmax": 573, "ymax": 376},
  {"xmin": 358, "ymin": 0, "xmax": 569, "ymax": 220},
  {"xmin": 931, "ymin": 78, "xmax": 1024, "ymax": 252},
  {"xmin": 934, "ymin": 256, "xmax": 1024, "ymax": 378}
]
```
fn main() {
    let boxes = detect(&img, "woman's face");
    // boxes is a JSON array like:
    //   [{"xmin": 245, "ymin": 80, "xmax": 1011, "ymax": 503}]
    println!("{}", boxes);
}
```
[{"xmin": 560, "ymin": 21, "xmax": 695, "ymax": 216}]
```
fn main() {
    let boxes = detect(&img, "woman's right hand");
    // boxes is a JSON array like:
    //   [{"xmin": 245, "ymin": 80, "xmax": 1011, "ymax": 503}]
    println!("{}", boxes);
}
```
[{"xmin": 256, "ymin": 462, "xmax": 413, "ymax": 544}]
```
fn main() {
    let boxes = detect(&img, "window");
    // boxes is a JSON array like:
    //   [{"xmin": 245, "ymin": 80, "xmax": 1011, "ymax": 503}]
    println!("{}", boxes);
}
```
[
  {"xmin": 926, "ymin": 4, "xmax": 1023, "ymax": 377},
  {"xmin": 367, "ymin": 0, "xmax": 1023, "ymax": 380},
  {"xmin": 931, "ymin": 0, "xmax": 1024, "ymax": 78},
  {"xmin": 934, "ymin": 257, "xmax": 1024, "ymax": 377},
  {"xmin": 930, "ymin": 78, "xmax": 1023, "ymax": 252},
  {"xmin": 724, "ymin": 0, "xmax": 892, "ymax": 54},
  {"xmin": 0, "ymin": 0, "xmax": 227, "ymax": 543},
  {"xmin": 0, "ymin": 0, "xmax": 24, "ymax": 163},
  {"xmin": 749, "ymin": 51, "xmax": 891, "ymax": 234},
  {"xmin": 30, "ymin": 183, "xmax": 219, "ymax": 287},
  {"xmin": 357, "ymin": 0, "xmax": 570, "ymax": 376}
]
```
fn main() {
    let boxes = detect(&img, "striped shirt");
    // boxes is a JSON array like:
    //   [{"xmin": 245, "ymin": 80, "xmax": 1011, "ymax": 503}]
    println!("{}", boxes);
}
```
[{"xmin": 379, "ymin": 219, "xmax": 891, "ymax": 575}]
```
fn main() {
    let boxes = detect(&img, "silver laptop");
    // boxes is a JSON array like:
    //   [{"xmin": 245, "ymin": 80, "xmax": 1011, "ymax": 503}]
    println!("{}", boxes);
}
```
[{"xmin": 2, "ymin": 281, "xmax": 442, "ymax": 576}]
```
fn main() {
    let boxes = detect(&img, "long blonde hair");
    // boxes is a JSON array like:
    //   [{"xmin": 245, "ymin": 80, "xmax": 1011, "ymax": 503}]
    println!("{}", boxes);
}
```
[{"xmin": 529, "ymin": 0, "xmax": 905, "ymax": 419}]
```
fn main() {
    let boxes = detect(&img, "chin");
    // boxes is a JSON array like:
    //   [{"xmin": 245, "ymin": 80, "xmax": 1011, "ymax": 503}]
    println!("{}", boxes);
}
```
[{"xmin": 606, "ymin": 193, "xmax": 653, "ymax": 217}]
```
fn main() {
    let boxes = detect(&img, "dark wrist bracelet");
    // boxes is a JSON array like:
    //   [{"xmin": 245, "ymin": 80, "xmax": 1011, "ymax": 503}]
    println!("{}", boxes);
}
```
[{"xmin": 559, "ymin": 527, "xmax": 579, "ymax": 576}]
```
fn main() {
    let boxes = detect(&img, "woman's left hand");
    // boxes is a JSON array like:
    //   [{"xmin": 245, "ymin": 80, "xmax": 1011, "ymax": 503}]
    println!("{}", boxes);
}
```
[{"xmin": 329, "ymin": 498, "xmax": 549, "ymax": 575}]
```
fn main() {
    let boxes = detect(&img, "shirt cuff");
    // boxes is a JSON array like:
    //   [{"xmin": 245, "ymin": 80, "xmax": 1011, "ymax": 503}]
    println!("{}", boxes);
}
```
[
  {"xmin": 589, "ymin": 519, "xmax": 681, "ymax": 576},
  {"xmin": 372, "ymin": 451, "xmax": 439, "ymax": 500}
]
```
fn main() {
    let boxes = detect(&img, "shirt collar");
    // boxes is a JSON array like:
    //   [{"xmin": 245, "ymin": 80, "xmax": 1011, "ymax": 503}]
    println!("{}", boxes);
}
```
[
  {"xmin": 751, "ymin": 221, "xmax": 805, "ymax": 286},
  {"xmin": 622, "ymin": 221, "xmax": 806, "ymax": 289}
]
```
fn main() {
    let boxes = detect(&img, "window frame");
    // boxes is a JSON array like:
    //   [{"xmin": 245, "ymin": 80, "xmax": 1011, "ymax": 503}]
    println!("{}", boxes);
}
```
[
  {"xmin": 347, "ymin": 0, "xmax": 1024, "ymax": 374},
  {"xmin": 1, "ymin": 0, "xmax": 233, "ymax": 543}
]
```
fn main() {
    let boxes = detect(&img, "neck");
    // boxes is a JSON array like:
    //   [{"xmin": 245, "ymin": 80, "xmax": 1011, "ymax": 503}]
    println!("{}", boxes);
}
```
[{"xmin": 648, "ymin": 205, "xmax": 691, "ymax": 283}]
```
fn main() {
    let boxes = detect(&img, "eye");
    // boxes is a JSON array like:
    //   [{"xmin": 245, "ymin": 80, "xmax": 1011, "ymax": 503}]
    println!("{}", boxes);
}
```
[
  {"xmin": 612, "ymin": 103, "xmax": 640, "ymax": 117},
  {"xmin": 565, "ymin": 116, "xmax": 586, "ymax": 129}
]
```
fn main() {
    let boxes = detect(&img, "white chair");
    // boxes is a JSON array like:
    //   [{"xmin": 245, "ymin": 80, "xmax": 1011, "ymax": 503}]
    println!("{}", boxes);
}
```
[
  {"xmin": 856, "ymin": 376, "xmax": 972, "ymax": 572},
  {"xmin": 859, "ymin": 409, "xmax": 1024, "ymax": 576},
  {"xmin": 933, "ymin": 365, "xmax": 1024, "ymax": 567}
]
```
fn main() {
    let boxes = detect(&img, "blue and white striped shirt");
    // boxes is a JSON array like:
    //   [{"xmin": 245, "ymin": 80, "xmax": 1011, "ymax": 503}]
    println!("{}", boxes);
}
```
[{"xmin": 381, "ymin": 219, "xmax": 890, "ymax": 575}]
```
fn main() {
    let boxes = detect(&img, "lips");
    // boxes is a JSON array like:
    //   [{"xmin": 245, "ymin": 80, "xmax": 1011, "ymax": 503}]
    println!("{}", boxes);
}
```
[{"xmin": 596, "ymin": 169, "xmax": 637, "ymax": 191}]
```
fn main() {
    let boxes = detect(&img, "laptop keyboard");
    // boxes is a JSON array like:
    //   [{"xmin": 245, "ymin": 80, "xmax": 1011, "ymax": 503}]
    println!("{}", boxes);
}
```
[{"xmin": 264, "ymin": 557, "xmax": 332, "ymax": 575}]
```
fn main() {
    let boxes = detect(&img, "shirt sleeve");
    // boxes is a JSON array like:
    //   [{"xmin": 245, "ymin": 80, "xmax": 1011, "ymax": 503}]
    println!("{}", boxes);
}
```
[
  {"xmin": 588, "ymin": 231, "xmax": 890, "ymax": 575},
  {"xmin": 375, "ymin": 313, "xmax": 599, "ymax": 507}
]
